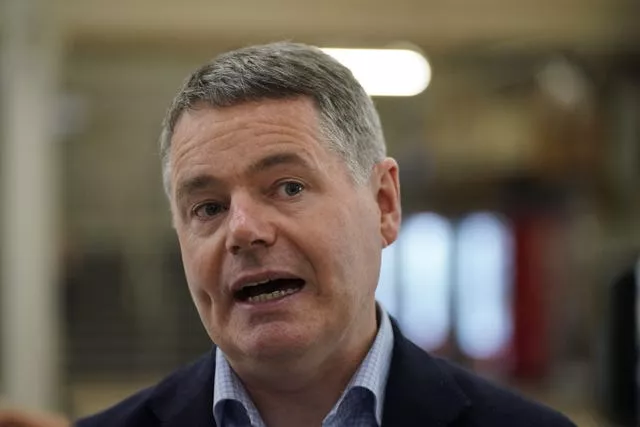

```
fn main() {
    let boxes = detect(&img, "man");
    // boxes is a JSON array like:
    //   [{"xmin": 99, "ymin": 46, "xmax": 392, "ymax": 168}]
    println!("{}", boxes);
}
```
[{"xmin": 0, "ymin": 42, "xmax": 575, "ymax": 427}]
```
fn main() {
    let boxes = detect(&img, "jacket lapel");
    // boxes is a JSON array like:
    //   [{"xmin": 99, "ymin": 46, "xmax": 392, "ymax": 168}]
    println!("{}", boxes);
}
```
[
  {"xmin": 148, "ymin": 348, "xmax": 217, "ymax": 427},
  {"xmin": 160, "ymin": 384, "xmax": 216, "ymax": 427},
  {"xmin": 382, "ymin": 322, "xmax": 470, "ymax": 427}
]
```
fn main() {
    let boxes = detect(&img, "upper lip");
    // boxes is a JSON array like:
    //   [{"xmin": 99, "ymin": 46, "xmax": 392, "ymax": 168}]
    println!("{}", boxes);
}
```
[{"xmin": 229, "ymin": 270, "xmax": 304, "ymax": 294}]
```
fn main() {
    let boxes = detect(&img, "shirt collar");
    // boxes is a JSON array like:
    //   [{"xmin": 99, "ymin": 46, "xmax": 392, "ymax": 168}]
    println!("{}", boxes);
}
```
[
  {"xmin": 213, "ymin": 305, "xmax": 395, "ymax": 426},
  {"xmin": 329, "ymin": 305, "xmax": 394, "ymax": 425},
  {"xmin": 213, "ymin": 348, "xmax": 263, "ymax": 426}
]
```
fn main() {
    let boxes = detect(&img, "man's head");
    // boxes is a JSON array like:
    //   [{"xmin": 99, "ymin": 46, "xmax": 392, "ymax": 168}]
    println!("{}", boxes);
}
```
[
  {"xmin": 162, "ymin": 42, "xmax": 401, "ymax": 376},
  {"xmin": 160, "ymin": 42, "xmax": 386, "ymax": 196}
]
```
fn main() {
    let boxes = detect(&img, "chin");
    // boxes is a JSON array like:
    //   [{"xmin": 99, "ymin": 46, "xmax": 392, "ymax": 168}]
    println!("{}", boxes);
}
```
[{"xmin": 238, "ymin": 322, "xmax": 315, "ymax": 361}]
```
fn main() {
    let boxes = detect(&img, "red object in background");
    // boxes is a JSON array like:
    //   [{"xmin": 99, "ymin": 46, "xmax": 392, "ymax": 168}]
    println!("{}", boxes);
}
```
[{"xmin": 511, "ymin": 215, "xmax": 550, "ymax": 380}]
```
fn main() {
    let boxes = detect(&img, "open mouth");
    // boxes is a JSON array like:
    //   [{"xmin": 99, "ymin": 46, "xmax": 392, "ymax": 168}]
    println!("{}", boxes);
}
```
[{"xmin": 234, "ymin": 278, "xmax": 305, "ymax": 304}]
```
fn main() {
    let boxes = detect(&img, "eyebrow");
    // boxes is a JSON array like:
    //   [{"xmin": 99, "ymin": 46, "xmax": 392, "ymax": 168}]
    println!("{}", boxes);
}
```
[
  {"xmin": 174, "ymin": 151, "xmax": 313, "ymax": 202},
  {"xmin": 247, "ymin": 151, "xmax": 313, "ymax": 175},
  {"xmin": 174, "ymin": 174, "xmax": 222, "ymax": 204}
]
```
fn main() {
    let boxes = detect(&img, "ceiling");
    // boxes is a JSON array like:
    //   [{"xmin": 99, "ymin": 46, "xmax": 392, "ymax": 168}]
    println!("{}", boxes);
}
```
[{"xmin": 58, "ymin": 0, "xmax": 639, "ymax": 52}]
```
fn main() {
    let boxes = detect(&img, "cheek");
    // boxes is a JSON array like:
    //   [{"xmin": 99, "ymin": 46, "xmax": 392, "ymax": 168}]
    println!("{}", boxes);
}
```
[
  {"xmin": 342, "ymin": 200, "xmax": 383, "ymax": 289},
  {"xmin": 179, "ymin": 234, "xmax": 222, "ymax": 294},
  {"xmin": 180, "ymin": 248, "xmax": 213, "ymax": 319},
  {"xmin": 179, "ymin": 239, "xmax": 201, "ymax": 285},
  {"xmin": 310, "ymin": 200, "xmax": 380, "ymax": 294},
  {"xmin": 179, "ymin": 239, "xmax": 225, "ymax": 338}
]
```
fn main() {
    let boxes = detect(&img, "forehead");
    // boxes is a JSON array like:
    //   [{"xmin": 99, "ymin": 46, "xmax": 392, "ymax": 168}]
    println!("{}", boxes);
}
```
[
  {"xmin": 171, "ymin": 97, "xmax": 322, "ymax": 156},
  {"xmin": 168, "ymin": 97, "xmax": 339, "ymax": 188},
  {"xmin": 175, "ymin": 96, "xmax": 320, "ymax": 136}
]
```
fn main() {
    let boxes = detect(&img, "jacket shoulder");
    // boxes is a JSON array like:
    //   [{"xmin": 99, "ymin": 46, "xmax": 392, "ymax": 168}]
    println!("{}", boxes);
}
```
[
  {"xmin": 74, "ymin": 351, "xmax": 214, "ymax": 427},
  {"xmin": 434, "ymin": 358, "xmax": 576, "ymax": 427},
  {"xmin": 73, "ymin": 385, "xmax": 156, "ymax": 427}
]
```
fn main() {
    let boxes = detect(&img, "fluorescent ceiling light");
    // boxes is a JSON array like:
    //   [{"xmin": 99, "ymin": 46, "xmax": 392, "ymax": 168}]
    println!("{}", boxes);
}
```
[{"xmin": 322, "ymin": 48, "xmax": 431, "ymax": 97}]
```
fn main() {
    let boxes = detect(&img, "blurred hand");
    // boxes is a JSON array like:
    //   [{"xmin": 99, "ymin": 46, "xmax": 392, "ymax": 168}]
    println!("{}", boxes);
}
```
[{"xmin": 0, "ymin": 409, "xmax": 70, "ymax": 427}]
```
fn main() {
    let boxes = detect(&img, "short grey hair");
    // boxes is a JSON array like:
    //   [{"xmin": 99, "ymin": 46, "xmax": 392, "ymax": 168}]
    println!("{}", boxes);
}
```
[{"xmin": 159, "ymin": 41, "xmax": 386, "ymax": 196}]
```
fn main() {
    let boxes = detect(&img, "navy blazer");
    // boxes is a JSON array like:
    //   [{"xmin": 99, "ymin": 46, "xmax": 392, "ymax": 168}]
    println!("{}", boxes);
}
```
[{"xmin": 75, "ymin": 322, "xmax": 576, "ymax": 426}]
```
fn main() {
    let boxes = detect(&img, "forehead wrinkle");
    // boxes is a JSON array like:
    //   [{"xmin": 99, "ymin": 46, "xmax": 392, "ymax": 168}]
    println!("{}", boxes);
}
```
[
  {"xmin": 171, "ymin": 138, "xmax": 323, "ymax": 205},
  {"xmin": 169, "ymin": 98, "xmax": 339, "ymax": 199},
  {"xmin": 170, "ymin": 97, "xmax": 321, "ymax": 161},
  {"xmin": 246, "ymin": 151, "xmax": 320, "ymax": 178},
  {"xmin": 173, "ymin": 124, "xmax": 323, "ymax": 176},
  {"xmin": 173, "ymin": 116, "xmax": 317, "ymax": 165}
]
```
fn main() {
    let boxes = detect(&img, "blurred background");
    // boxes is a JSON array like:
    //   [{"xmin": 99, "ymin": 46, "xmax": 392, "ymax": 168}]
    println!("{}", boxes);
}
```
[{"xmin": 1, "ymin": 0, "xmax": 639, "ymax": 426}]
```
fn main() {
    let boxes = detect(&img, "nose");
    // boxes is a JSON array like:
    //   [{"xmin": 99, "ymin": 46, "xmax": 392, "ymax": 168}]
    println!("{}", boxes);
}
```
[{"xmin": 225, "ymin": 193, "xmax": 276, "ymax": 255}]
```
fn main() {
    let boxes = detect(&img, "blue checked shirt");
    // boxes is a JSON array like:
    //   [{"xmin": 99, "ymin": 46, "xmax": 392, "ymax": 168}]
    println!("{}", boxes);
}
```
[{"xmin": 213, "ymin": 306, "xmax": 394, "ymax": 427}]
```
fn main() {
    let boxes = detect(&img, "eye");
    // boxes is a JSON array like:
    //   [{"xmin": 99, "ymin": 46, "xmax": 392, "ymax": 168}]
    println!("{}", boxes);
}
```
[
  {"xmin": 279, "ymin": 181, "xmax": 305, "ymax": 197},
  {"xmin": 193, "ymin": 202, "xmax": 226, "ymax": 219}
]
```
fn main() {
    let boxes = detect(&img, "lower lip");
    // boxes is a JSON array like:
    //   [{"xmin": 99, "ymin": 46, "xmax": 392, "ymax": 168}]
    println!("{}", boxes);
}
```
[{"xmin": 235, "ymin": 286, "xmax": 305, "ymax": 310}]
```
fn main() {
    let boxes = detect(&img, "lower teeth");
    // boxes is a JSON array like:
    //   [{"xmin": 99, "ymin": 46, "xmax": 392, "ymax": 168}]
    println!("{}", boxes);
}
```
[{"xmin": 247, "ymin": 288, "xmax": 298, "ymax": 303}]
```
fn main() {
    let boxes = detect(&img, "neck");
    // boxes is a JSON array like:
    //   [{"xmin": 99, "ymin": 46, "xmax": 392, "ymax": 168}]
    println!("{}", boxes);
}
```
[{"xmin": 236, "ymin": 306, "xmax": 378, "ymax": 427}]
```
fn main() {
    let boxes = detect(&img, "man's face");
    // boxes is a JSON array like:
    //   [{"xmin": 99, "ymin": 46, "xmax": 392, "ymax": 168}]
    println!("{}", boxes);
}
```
[{"xmin": 169, "ymin": 97, "xmax": 400, "ymax": 368}]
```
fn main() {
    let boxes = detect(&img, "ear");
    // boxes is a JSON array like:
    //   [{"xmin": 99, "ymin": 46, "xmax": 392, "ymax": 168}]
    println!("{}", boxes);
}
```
[{"xmin": 373, "ymin": 158, "xmax": 402, "ymax": 247}]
